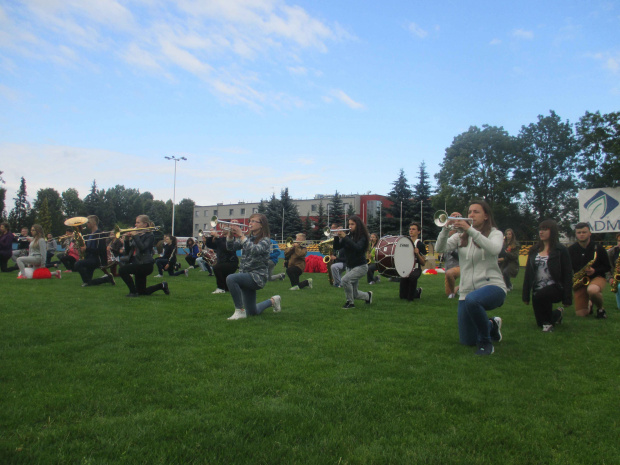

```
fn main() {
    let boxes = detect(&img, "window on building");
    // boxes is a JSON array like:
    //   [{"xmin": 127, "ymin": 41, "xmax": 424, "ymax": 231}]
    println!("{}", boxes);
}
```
[
  {"xmin": 252, "ymin": 208, "xmax": 258, "ymax": 213},
  {"xmin": 195, "ymin": 224, "xmax": 199, "ymax": 230},
  {"xmin": 229, "ymin": 208, "xmax": 234, "ymax": 216},
  {"xmin": 195, "ymin": 211, "xmax": 199, "ymax": 217},
  {"xmin": 311, "ymin": 204, "xmax": 317, "ymax": 212},
  {"xmin": 213, "ymin": 210, "xmax": 218, "ymax": 216},
  {"xmin": 204, "ymin": 210, "xmax": 208, "ymax": 216},
  {"xmin": 240, "ymin": 208, "xmax": 245, "ymax": 215}
]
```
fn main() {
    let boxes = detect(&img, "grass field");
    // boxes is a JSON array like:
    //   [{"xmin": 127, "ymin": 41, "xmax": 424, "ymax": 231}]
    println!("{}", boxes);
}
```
[{"xmin": 1, "ymin": 267, "xmax": 619, "ymax": 464}]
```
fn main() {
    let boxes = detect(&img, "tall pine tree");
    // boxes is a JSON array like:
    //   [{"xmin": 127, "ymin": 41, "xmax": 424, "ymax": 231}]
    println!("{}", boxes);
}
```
[
  {"xmin": 384, "ymin": 169, "xmax": 415, "ymax": 235},
  {"xmin": 8, "ymin": 177, "xmax": 30, "ymax": 231},
  {"xmin": 412, "ymin": 161, "xmax": 436, "ymax": 241}
]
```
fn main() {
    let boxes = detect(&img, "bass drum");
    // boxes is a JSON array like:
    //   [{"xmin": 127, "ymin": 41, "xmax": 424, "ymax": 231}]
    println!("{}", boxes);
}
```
[{"xmin": 375, "ymin": 235, "xmax": 416, "ymax": 278}]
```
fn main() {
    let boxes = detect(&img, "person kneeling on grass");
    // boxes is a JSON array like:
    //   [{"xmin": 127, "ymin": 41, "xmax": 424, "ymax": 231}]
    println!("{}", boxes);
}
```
[
  {"xmin": 522, "ymin": 219, "xmax": 573, "ymax": 333},
  {"xmin": 225, "ymin": 213, "xmax": 281, "ymax": 320},
  {"xmin": 435, "ymin": 200, "xmax": 506, "ymax": 356}
]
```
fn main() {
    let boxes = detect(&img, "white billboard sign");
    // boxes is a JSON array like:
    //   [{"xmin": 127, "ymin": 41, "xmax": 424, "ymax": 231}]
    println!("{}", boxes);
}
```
[{"xmin": 578, "ymin": 187, "xmax": 620, "ymax": 233}]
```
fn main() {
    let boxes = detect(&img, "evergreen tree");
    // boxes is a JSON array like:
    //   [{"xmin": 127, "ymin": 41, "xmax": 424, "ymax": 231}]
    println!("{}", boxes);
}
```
[
  {"xmin": 33, "ymin": 188, "xmax": 64, "ymax": 235},
  {"xmin": 303, "ymin": 213, "xmax": 313, "ymax": 238},
  {"xmin": 384, "ymin": 169, "xmax": 415, "ymax": 235},
  {"xmin": 262, "ymin": 194, "xmax": 283, "ymax": 240},
  {"xmin": 412, "ymin": 162, "xmax": 437, "ymax": 241},
  {"xmin": 83, "ymin": 180, "xmax": 101, "ymax": 219},
  {"xmin": 175, "ymin": 198, "xmax": 195, "ymax": 237},
  {"xmin": 280, "ymin": 188, "xmax": 302, "ymax": 239},
  {"xmin": 329, "ymin": 191, "xmax": 345, "ymax": 226},
  {"xmin": 315, "ymin": 201, "xmax": 327, "ymax": 240},
  {"xmin": 8, "ymin": 177, "xmax": 30, "ymax": 231}
]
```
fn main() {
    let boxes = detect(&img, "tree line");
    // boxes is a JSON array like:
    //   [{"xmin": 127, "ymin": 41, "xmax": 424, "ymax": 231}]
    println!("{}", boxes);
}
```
[{"xmin": 1, "ymin": 109, "xmax": 618, "ymax": 241}]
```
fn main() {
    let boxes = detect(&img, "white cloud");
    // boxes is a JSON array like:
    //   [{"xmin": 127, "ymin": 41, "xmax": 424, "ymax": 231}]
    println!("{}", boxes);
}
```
[
  {"xmin": 408, "ymin": 22, "xmax": 428, "ymax": 39},
  {"xmin": 512, "ymin": 29, "xmax": 534, "ymax": 40},
  {"xmin": 327, "ymin": 89, "xmax": 365, "ymax": 110},
  {"xmin": 489, "ymin": 38, "xmax": 502, "ymax": 46}
]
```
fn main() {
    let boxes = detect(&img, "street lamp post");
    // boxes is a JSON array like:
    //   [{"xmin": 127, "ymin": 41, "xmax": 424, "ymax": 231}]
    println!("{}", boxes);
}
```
[{"xmin": 164, "ymin": 156, "xmax": 187, "ymax": 236}]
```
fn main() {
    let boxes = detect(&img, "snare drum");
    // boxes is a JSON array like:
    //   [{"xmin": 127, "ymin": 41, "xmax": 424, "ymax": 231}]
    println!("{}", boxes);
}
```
[
  {"xmin": 203, "ymin": 248, "xmax": 217, "ymax": 267},
  {"xmin": 375, "ymin": 235, "xmax": 416, "ymax": 278}
]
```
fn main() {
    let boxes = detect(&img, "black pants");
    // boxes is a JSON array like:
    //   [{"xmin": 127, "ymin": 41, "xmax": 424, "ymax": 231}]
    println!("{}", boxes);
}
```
[
  {"xmin": 59, "ymin": 254, "xmax": 77, "ymax": 271},
  {"xmin": 532, "ymin": 284, "xmax": 564, "ymax": 327},
  {"xmin": 286, "ymin": 266, "xmax": 309, "ymax": 288},
  {"xmin": 213, "ymin": 261, "xmax": 238, "ymax": 291},
  {"xmin": 399, "ymin": 268, "xmax": 422, "ymax": 300},
  {"xmin": 367, "ymin": 263, "xmax": 378, "ymax": 283},
  {"xmin": 119, "ymin": 262, "xmax": 163, "ymax": 295},
  {"xmin": 0, "ymin": 255, "xmax": 9, "ymax": 272},
  {"xmin": 75, "ymin": 256, "xmax": 101, "ymax": 284}
]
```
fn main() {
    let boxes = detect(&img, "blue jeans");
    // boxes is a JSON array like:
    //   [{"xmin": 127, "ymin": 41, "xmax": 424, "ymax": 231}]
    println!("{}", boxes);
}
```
[
  {"xmin": 457, "ymin": 285, "xmax": 506, "ymax": 345},
  {"xmin": 226, "ymin": 272, "xmax": 272, "ymax": 316}
]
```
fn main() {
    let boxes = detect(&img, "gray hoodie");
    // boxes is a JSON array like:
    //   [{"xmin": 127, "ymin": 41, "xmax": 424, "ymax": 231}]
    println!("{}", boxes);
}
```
[{"xmin": 435, "ymin": 226, "xmax": 507, "ymax": 299}]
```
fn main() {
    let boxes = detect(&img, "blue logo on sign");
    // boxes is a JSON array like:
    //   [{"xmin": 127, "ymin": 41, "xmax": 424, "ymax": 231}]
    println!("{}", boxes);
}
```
[{"xmin": 584, "ymin": 190, "xmax": 619, "ymax": 219}]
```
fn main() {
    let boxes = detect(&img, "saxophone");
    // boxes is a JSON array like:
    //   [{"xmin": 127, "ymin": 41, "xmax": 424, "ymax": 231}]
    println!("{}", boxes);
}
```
[
  {"xmin": 572, "ymin": 252, "xmax": 596, "ymax": 290},
  {"xmin": 611, "ymin": 251, "xmax": 620, "ymax": 294},
  {"xmin": 318, "ymin": 237, "xmax": 334, "ymax": 264}
]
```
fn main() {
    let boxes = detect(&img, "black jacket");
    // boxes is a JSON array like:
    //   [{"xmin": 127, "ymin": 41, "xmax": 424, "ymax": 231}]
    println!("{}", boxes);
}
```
[
  {"xmin": 206, "ymin": 236, "xmax": 239, "ymax": 265},
  {"xmin": 522, "ymin": 244, "xmax": 573, "ymax": 306},
  {"xmin": 85, "ymin": 228, "xmax": 108, "ymax": 266},
  {"xmin": 568, "ymin": 241, "xmax": 611, "ymax": 279},
  {"xmin": 333, "ymin": 234, "xmax": 368, "ymax": 269},
  {"xmin": 124, "ymin": 232, "xmax": 154, "ymax": 265}
]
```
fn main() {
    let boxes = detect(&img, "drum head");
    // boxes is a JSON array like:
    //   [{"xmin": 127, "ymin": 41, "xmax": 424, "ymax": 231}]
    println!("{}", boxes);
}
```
[{"xmin": 392, "ymin": 236, "xmax": 416, "ymax": 277}]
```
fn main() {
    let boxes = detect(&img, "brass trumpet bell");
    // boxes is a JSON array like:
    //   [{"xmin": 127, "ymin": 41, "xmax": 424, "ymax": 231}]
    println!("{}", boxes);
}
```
[
  {"xmin": 210, "ymin": 215, "xmax": 249, "ymax": 231},
  {"xmin": 64, "ymin": 217, "xmax": 88, "ymax": 227}
]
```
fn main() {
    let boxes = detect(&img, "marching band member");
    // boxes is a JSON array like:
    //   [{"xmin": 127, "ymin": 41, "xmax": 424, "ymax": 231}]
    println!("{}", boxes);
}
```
[
  {"xmin": 399, "ymin": 222, "xmax": 426, "ymax": 301},
  {"xmin": 498, "ymin": 228, "xmax": 520, "ymax": 291},
  {"xmin": 155, "ymin": 234, "xmax": 180, "ymax": 277},
  {"xmin": 435, "ymin": 200, "xmax": 506, "ymax": 356},
  {"xmin": 58, "ymin": 231, "xmax": 80, "ymax": 272},
  {"xmin": 607, "ymin": 232, "xmax": 620, "ymax": 310},
  {"xmin": 45, "ymin": 233, "xmax": 58, "ymax": 267},
  {"xmin": 206, "ymin": 229, "xmax": 239, "ymax": 294},
  {"xmin": 568, "ymin": 222, "xmax": 611, "ymax": 318},
  {"xmin": 183, "ymin": 238, "xmax": 200, "ymax": 270},
  {"xmin": 267, "ymin": 238, "xmax": 284, "ymax": 281},
  {"xmin": 195, "ymin": 240, "xmax": 215, "ymax": 275},
  {"xmin": 224, "ymin": 214, "xmax": 281, "ymax": 320},
  {"xmin": 74, "ymin": 215, "xmax": 108, "ymax": 287},
  {"xmin": 282, "ymin": 233, "xmax": 312, "ymax": 291},
  {"xmin": 366, "ymin": 233, "xmax": 380, "ymax": 284},
  {"xmin": 522, "ymin": 219, "xmax": 573, "ymax": 332},
  {"xmin": 0, "ymin": 222, "xmax": 14, "ymax": 272},
  {"xmin": 328, "ymin": 223, "xmax": 346, "ymax": 287},
  {"xmin": 16, "ymin": 224, "xmax": 60, "ymax": 279},
  {"xmin": 10, "ymin": 227, "xmax": 31, "ymax": 267},
  {"xmin": 118, "ymin": 215, "xmax": 170, "ymax": 297},
  {"xmin": 333, "ymin": 215, "xmax": 372, "ymax": 309}
]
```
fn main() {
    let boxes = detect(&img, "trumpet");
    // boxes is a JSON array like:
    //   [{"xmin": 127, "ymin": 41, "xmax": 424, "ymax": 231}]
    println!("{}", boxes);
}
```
[
  {"xmin": 285, "ymin": 237, "xmax": 307, "ymax": 248},
  {"xmin": 115, "ymin": 225, "xmax": 161, "ymax": 239},
  {"xmin": 210, "ymin": 216, "xmax": 249, "ymax": 232},
  {"xmin": 433, "ymin": 210, "xmax": 473, "ymax": 231},
  {"xmin": 323, "ymin": 227, "xmax": 350, "ymax": 237}
]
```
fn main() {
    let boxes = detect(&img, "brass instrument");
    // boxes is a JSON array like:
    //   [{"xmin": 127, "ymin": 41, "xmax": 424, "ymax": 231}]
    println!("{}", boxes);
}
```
[
  {"xmin": 64, "ymin": 216, "xmax": 88, "ymax": 259},
  {"xmin": 611, "ymin": 252, "xmax": 620, "ymax": 294},
  {"xmin": 318, "ymin": 237, "xmax": 334, "ymax": 263},
  {"xmin": 114, "ymin": 225, "xmax": 161, "ymax": 239},
  {"xmin": 285, "ymin": 237, "xmax": 307, "ymax": 248},
  {"xmin": 572, "ymin": 252, "xmax": 597, "ymax": 290},
  {"xmin": 210, "ymin": 216, "xmax": 249, "ymax": 232},
  {"xmin": 434, "ymin": 210, "xmax": 473, "ymax": 231},
  {"xmin": 323, "ymin": 227, "xmax": 350, "ymax": 237}
]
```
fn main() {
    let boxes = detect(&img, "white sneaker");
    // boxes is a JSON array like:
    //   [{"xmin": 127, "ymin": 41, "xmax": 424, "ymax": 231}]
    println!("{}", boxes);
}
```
[
  {"xmin": 289, "ymin": 285, "xmax": 300, "ymax": 291},
  {"xmin": 272, "ymin": 295, "xmax": 281, "ymax": 312},
  {"xmin": 227, "ymin": 309, "xmax": 246, "ymax": 320},
  {"xmin": 212, "ymin": 288, "xmax": 226, "ymax": 294},
  {"xmin": 184, "ymin": 269, "xmax": 189, "ymax": 277},
  {"xmin": 188, "ymin": 266, "xmax": 195, "ymax": 269},
  {"xmin": 55, "ymin": 270, "xmax": 62, "ymax": 279},
  {"xmin": 279, "ymin": 273, "xmax": 285, "ymax": 281},
  {"xmin": 307, "ymin": 278, "xmax": 313, "ymax": 289},
  {"xmin": 448, "ymin": 293, "xmax": 455, "ymax": 299},
  {"xmin": 542, "ymin": 324, "xmax": 554, "ymax": 332},
  {"xmin": 154, "ymin": 274, "xmax": 163, "ymax": 278}
]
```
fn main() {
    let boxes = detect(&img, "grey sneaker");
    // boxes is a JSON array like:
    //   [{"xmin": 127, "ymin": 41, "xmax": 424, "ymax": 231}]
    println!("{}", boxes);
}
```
[
  {"xmin": 289, "ymin": 286, "xmax": 300, "ymax": 291},
  {"xmin": 542, "ymin": 324, "xmax": 554, "ymax": 332},
  {"xmin": 307, "ymin": 278, "xmax": 313, "ymax": 289},
  {"xmin": 475, "ymin": 342, "xmax": 494, "ymax": 356},
  {"xmin": 272, "ymin": 295, "xmax": 281, "ymax": 313}
]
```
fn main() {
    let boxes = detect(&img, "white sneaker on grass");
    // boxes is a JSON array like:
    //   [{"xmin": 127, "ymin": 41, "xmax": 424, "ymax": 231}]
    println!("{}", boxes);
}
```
[
  {"xmin": 212, "ymin": 288, "xmax": 226, "ymax": 294},
  {"xmin": 272, "ymin": 295, "xmax": 281, "ymax": 312},
  {"xmin": 289, "ymin": 286, "xmax": 300, "ymax": 291},
  {"xmin": 154, "ymin": 274, "xmax": 163, "ymax": 278},
  {"xmin": 307, "ymin": 278, "xmax": 313, "ymax": 289},
  {"xmin": 227, "ymin": 309, "xmax": 246, "ymax": 320}
]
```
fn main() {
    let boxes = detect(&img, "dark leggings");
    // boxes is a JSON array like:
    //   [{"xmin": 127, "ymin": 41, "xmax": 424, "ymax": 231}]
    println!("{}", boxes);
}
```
[
  {"xmin": 286, "ymin": 266, "xmax": 309, "ymax": 288},
  {"xmin": 213, "ymin": 261, "xmax": 238, "ymax": 291},
  {"xmin": 0, "ymin": 255, "xmax": 9, "ymax": 272},
  {"xmin": 119, "ymin": 262, "xmax": 164, "ymax": 295},
  {"xmin": 532, "ymin": 285, "xmax": 564, "ymax": 327}
]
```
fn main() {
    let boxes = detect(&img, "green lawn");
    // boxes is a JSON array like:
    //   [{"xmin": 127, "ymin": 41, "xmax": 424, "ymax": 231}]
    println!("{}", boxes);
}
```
[{"xmin": 1, "ymin": 268, "xmax": 618, "ymax": 464}]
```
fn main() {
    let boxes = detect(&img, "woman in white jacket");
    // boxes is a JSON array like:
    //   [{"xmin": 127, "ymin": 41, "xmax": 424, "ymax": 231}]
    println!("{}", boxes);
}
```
[{"xmin": 435, "ymin": 200, "xmax": 507, "ymax": 356}]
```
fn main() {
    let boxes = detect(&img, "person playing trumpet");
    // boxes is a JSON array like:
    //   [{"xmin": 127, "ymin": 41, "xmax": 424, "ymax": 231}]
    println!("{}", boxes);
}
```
[
  {"xmin": 281, "ymin": 233, "xmax": 312, "ymax": 291},
  {"xmin": 333, "ymin": 215, "xmax": 373, "ymax": 309},
  {"xmin": 435, "ymin": 200, "xmax": 506, "ymax": 356},
  {"xmin": 74, "ymin": 215, "xmax": 108, "ymax": 286},
  {"xmin": 224, "ymin": 214, "xmax": 282, "ymax": 320}
]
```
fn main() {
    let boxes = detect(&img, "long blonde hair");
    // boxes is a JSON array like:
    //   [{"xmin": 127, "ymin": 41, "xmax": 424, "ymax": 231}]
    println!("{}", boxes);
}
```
[{"xmin": 31, "ymin": 224, "xmax": 44, "ymax": 242}]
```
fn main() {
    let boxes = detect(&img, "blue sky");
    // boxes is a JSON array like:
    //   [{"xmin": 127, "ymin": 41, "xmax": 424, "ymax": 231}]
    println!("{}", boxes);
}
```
[{"xmin": 1, "ymin": 0, "xmax": 618, "ymax": 210}]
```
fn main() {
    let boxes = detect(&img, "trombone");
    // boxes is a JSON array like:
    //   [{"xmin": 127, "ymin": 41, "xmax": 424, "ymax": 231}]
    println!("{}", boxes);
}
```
[
  {"xmin": 88, "ymin": 225, "xmax": 162, "ymax": 240},
  {"xmin": 433, "ymin": 210, "xmax": 473, "ymax": 231},
  {"xmin": 323, "ymin": 227, "xmax": 350, "ymax": 237},
  {"xmin": 210, "ymin": 216, "xmax": 249, "ymax": 232}
]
